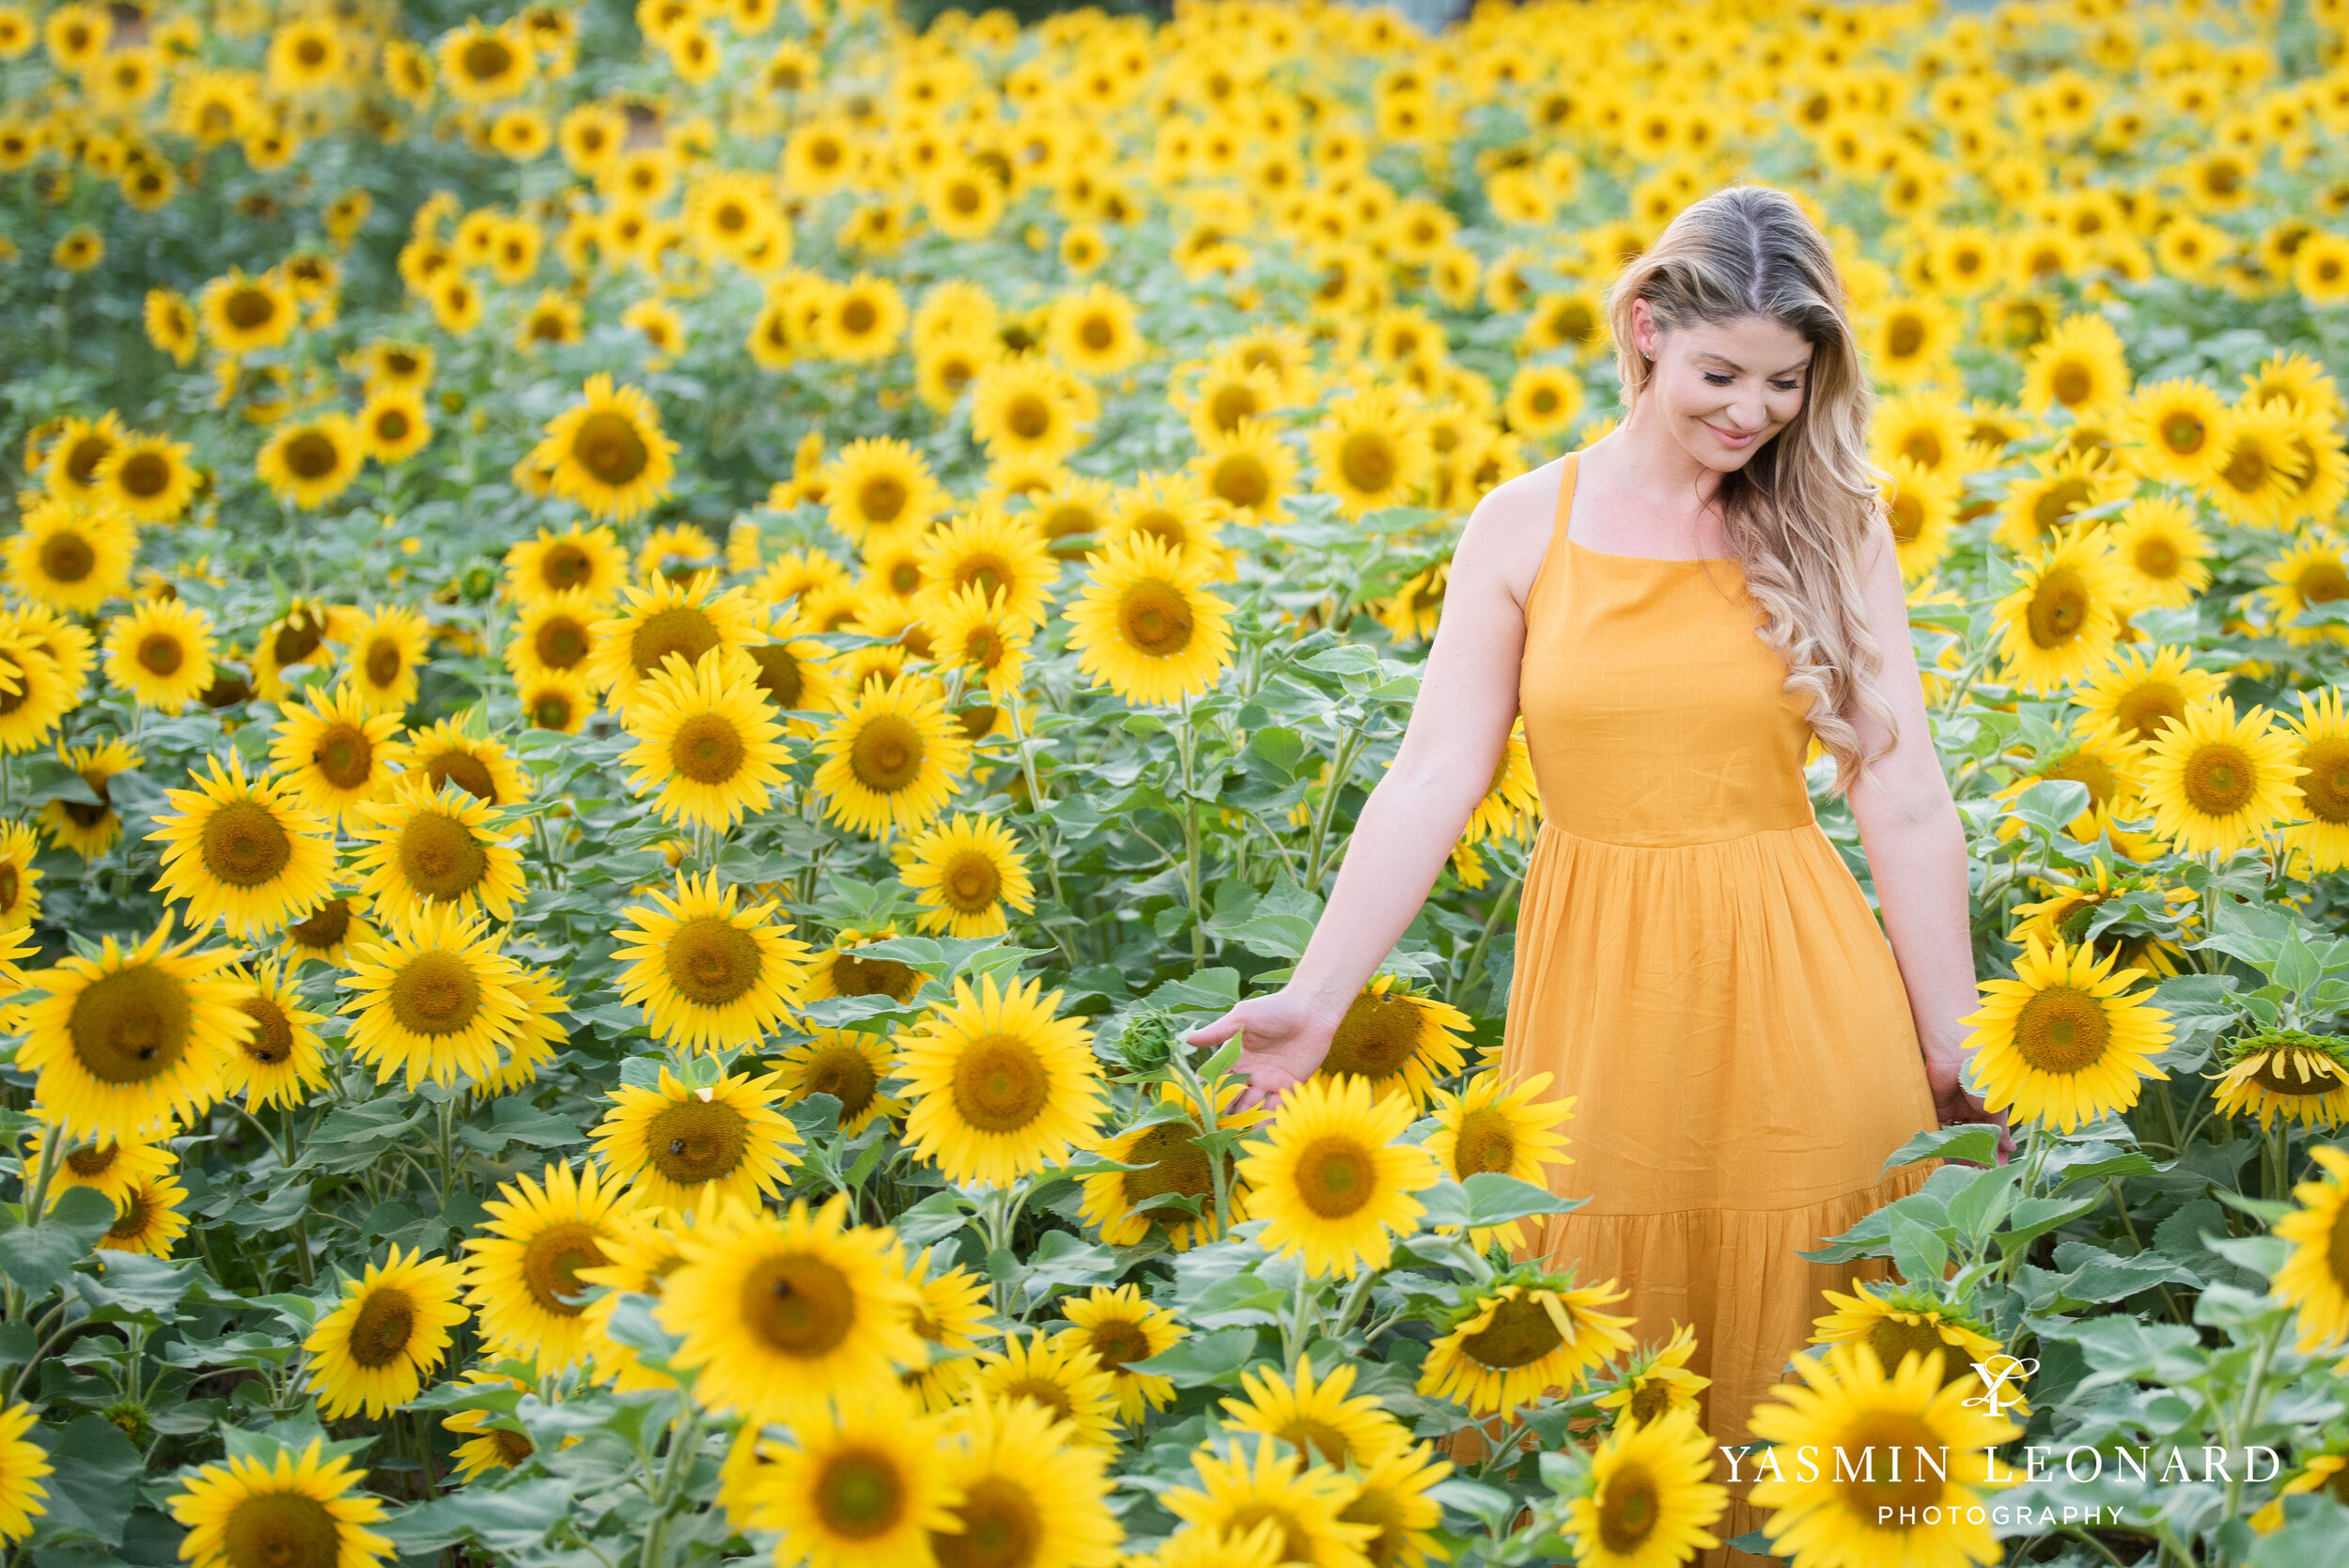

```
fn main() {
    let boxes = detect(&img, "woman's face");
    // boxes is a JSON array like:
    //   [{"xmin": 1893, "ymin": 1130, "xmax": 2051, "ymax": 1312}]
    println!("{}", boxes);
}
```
[{"xmin": 1630, "ymin": 303, "xmax": 1814, "ymax": 473}]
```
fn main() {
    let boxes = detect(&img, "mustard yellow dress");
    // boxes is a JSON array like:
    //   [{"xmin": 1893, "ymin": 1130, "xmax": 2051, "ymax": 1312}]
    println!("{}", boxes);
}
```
[{"xmin": 1497, "ymin": 452, "xmax": 1937, "ymax": 1564}]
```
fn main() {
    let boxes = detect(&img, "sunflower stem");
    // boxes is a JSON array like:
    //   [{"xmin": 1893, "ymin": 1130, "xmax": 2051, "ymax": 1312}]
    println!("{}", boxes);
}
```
[
  {"xmin": 17, "ymin": 1123, "xmax": 64, "ymax": 1236},
  {"xmin": 1175, "ymin": 693, "xmax": 1206, "ymax": 972}
]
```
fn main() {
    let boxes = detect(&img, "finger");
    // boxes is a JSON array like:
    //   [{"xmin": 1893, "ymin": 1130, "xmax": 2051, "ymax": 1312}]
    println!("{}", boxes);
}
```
[{"xmin": 1185, "ymin": 1010, "xmax": 1245, "ymax": 1048}]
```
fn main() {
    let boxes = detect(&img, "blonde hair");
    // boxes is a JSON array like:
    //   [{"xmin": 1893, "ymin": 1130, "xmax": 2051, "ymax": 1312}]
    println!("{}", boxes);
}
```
[{"xmin": 1604, "ymin": 185, "xmax": 1893, "ymax": 792}]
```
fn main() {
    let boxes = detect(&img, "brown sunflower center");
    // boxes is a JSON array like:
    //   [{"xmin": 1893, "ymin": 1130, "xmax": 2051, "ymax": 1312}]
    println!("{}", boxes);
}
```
[
  {"xmin": 106, "ymin": 1188, "xmax": 153, "ymax": 1242},
  {"xmin": 663, "ymin": 917, "xmax": 761, "ymax": 1007},
  {"xmin": 39, "ymin": 531, "xmax": 95, "ymax": 583},
  {"xmin": 2296, "ymin": 737, "xmax": 2349, "ymax": 824},
  {"xmin": 857, "ymin": 474, "xmax": 908, "ymax": 524},
  {"xmin": 1885, "ymin": 315, "xmax": 1926, "ymax": 359},
  {"xmin": 64, "ymin": 1143, "xmax": 119, "ymax": 1178},
  {"xmin": 221, "ymin": 1488, "xmax": 341, "ymax": 1568},
  {"xmin": 1119, "ymin": 1119, "xmax": 1215, "ymax": 1210},
  {"xmin": 1889, "ymin": 491, "xmax": 1924, "ymax": 543},
  {"xmin": 282, "ymin": 432, "xmax": 340, "ymax": 481},
  {"xmin": 224, "ymin": 287, "xmax": 279, "ymax": 332},
  {"xmin": 237, "ymin": 994, "xmax": 294, "ymax": 1066},
  {"xmin": 930, "ymin": 1476, "xmax": 1043, "ymax": 1568},
  {"xmin": 571, "ymin": 411, "xmax": 649, "ymax": 487},
  {"xmin": 644, "ymin": 1099, "xmax": 749, "ymax": 1185},
  {"xmin": 748, "ymin": 644, "xmax": 804, "ymax": 707},
  {"xmin": 138, "ymin": 631, "xmax": 185, "ymax": 676},
  {"xmin": 1626, "ymin": 1379, "xmax": 1675, "ymax": 1425},
  {"xmin": 848, "ymin": 714, "xmax": 924, "ymax": 793},
  {"xmin": 533, "ymin": 615, "xmax": 590, "ymax": 670},
  {"xmin": 2183, "ymin": 741, "xmax": 2258, "ymax": 817},
  {"xmin": 1209, "ymin": 453, "xmax": 1270, "ymax": 510},
  {"xmin": 311, "ymin": 722, "xmax": 374, "ymax": 789},
  {"xmin": 1292, "ymin": 1135, "xmax": 1377, "ymax": 1219},
  {"xmin": 1325, "ymin": 991, "xmax": 1423, "ymax": 1081},
  {"xmin": 670, "ymin": 713, "xmax": 747, "ymax": 784},
  {"xmin": 1866, "ymin": 1318, "xmax": 1965, "ymax": 1384},
  {"xmin": 829, "ymin": 951, "xmax": 919, "ymax": 1001},
  {"xmin": 2050, "ymin": 363, "xmax": 2094, "ymax": 408},
  {"xmin": 2225, "ymin": 443, "xmax": 2273, "ymax": 493},
  {"xmin": 1835, "ymin": 1411, "xmax": 1947, "ymax": 1514},
  {"xmin": 288, "ymin": 899, "xmax": 352, "ymax": 951},
  {"xmin": 741, "ymin": 1250, "xmax": 855, "ymax": 1357},
  {"xmin": 1117, "ymin": 580, "xmax": 1193, "ymax": 658},
  {"xmin": 2043, "ymin": 749, "xmax": 2118, "ymax": 808},
  {"xmin": 1457, "ymin": 1295, "xmax": 1563, "ymax": 1369},
  {"xmin": 814, "ymin": 1446, "xmax": 908, "ymax": 1539},
  {"xmin": 201, "ymin": 800, "xmax": 294, "ymax": 887},
  {"xmin": 2011, "ymin": 986, "xmax": 2112, "ymax": 1075},
  {"xmin": 2249, "ymin": 1048, "xmax": 2344, "ymax": 1096},
  {"xmin": 425, "ymin": 749, "xmax": 499, "ymax": 802},
  {"xmin": 941, "ymin": 850, "xmax": 1001, "ymax": 912},
  {"xmin": 2031, "ymin": 477, "xmax": 2093, "ymax": 537},
  {"xmin": 272, "ymin": 619, "xmax": 323, "ymax": 667},
  {"xmin": 2300, "ymin": 563, "xmax": 2349, "ymax": 605},
  {"xmin": 1340, "ymin": 432, "xmax": 1398, "ymax": 494},
  {"xmin": 397, "ymin": 812, "xmax": 488, "ymax": 900},
  {"xmin": 0, "ymin": 865, "xmax": 17, "ymax": 910},
  {"xmin": 629, "ymin": 607, "xmax": 718, "ymax": 676},
  {"xmin": 521, "ymin": 1220, "xmax": 607, "ymax": 1315},
  {"xmin": 1596, "ymin": 1458, "xmax": 1661, "ymax": 1555},
  {"xmin": 69, "ymin": 965, "xmax": 190, "ymax": 1084},
  {"xmin": 386, "ymin": 950, "xmax": 483, "ymax": 1035},
  {"xmin": 1898, "ymin": 429, "xmax": 1944, "ymax": 468},
  {"xmin": 796, "ymin": 1041, "xmax": 879, "ymax": 1119},
  {"xmin": 1450, "ymin": 1105, "xmax": 1518, "ymax": 1176},
  {"xmin": 347, "ymin": 1285, "xmax": 417, "ymax": 1369},
  {"xmin": 2026, "ymin": 567, "xmax": 2091, "ymax": 649},
  {"xmin": 2160, "ymin": 412, "xmax": 2207, "ymax": 456},
  {"xmin": 1003, "ymin": 394, "xmax": 1052, "ymax": 442},
  {"xmin": 365, "ymin": 638, "xmax": 404, "ymax": 689},
  {"xmin": 951, "ymin": 1033, "xmax": 1051, "ymax": 1133},
  {"xmin": 462, "ymin": 38, "xmax": 515, "ymax": 81},
  {"xmin": 540, "ymin": 544, "xmax": 593, "ymax": 590},
  {"xmin": 372, "ymin": 409, "xmax": 412, "ymax": 444}
]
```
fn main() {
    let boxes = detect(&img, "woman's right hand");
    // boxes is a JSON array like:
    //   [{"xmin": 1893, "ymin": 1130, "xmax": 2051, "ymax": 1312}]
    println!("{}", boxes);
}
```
[{"xmin": 1185, "ymin": 989, "xmax": 1347, "ymax": 1113}]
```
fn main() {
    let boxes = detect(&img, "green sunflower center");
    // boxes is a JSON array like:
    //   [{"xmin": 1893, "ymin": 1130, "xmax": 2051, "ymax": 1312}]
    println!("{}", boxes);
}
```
[
  {"xmin": 387, "ymin": 950, "xmax": 483, "ymax": 1036},
  {"xmin": 950, "ymin": 1033, "xmax": 1050, "ymax": 1133},
  {"xmin": 397, "ymin": 812, "xmax": 488, "ymax": 900},
  {"xmin": 311, "ymin": 722, "xmax": 375, "ymax": 790},
  {"xmin": 670, "ymin": 713, "xmax": 747, "ymax": 784},
  {"xmin": 70, "ymin": 965, "xmax": 190, "ymax": 1084},
  {"xmin": 535, "ymin": 616, "xmax": 590, "ymax": 669},
  {"xmin": 644, "ymin": 1099, "xmax": 749, "ymax": 1185},
  {"xmin": 521, "ymin": 1221, "xmax": 607, "ymax": 1316},
  {"xmin": 221, "ymin": 1487, "xmax": 341, "ymax": 1568},
  {"xmin": 2011, "ymin": 986, "xmax": 2112, "ymax": 1075},
  {"xmin": 2183, "ymin": 740, "xmax": 2257, "ymax": 817},
  {"xmin": 1450, "ymin": 1105, "xmax": 1518, "ymax": 1177},
  {"xmin": 348, "ymin": 1285, "xmax": 417, "ymax": 1368},
  {"xmin": 662, "ymin": 917, "xmax": 761, "ymax": 1008},
  {"xmin": 740, "ymin": 1250, "xmax": 854, "ymax": 1358},
  {"xmin": 201, "ymin": 800, "xmax": 294, "ymax": 887},
  {"xmin": 1596, "ymin": 1458, "xmax": 1661, "ymax": 1554},
  {"xmin": 931, "ymin": 1476, "xmax": 1042, "ymax": 1568},
  {"xmin": 815, "ymin": 1447, "xmax": 908, "ymax": 1539},
  {"xmin": 1292, "ymin": 1135, "xmax": 1377, "ymax": 1219},
  {"xmin": 2160, "ymin": 412, "xmax": 2207, "ymax": 456},
  {"xmin": 1457, "ymin": 1295, "xmax": 1564, "ymax": 1370}
]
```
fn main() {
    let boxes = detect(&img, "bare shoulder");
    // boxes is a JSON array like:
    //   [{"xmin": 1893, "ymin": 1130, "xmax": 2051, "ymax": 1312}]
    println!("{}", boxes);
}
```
[{"xmin": 1454, "ymin": 455, "xmax": 1567, "ymax": 608}]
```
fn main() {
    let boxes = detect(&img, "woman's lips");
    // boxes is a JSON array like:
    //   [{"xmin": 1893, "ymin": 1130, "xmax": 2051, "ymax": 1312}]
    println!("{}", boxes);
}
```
[{"xmin": 1705, "ymin": 421, "xmax": 1762, "ymax": 447}]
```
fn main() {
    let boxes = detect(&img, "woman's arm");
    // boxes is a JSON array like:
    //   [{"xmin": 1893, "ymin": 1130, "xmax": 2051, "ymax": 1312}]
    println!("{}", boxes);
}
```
[
  {"xmin": 1187, "ymin": 465, "xmax": 1558, "ymax": 1110},
  {"xmin": 1844, "ymin": 532, "xmax": 2014, "ymax": 1159}
]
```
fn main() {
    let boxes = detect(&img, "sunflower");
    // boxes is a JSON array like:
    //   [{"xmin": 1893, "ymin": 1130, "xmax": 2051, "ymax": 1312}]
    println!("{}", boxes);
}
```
[
  {"xmin": 2104, "ymin": 496, "xmax": 2212, "ymax": 612},
  {"xmin": 1058, "ymin": 1282, "xmax": 1185, "ymax": 1424},
  {"xmin": 221, "ymin": 961, "xmax": 328, "ymax": 1110},
  {"xmin": 197, "ymin": 268, "xmax": 297, "ymax": 355},
  {"xmin": 168, "ymin": 1439, "xmax": 392, "ymax": 1568},
  {"xmin": 1860, "ymin": 298, "xmax": 1960, "ymax": 386},
  {"xmin": 770, "ymin": 1028, "xmax": 908, "ymax": 1136},
  {"xmin": 1419, "ymin": 1275, "xmax": 1637, "ymax": 1419},
  {"xmin": 803, "ymin": 926, "xmax": 929, "ymax": 1006},
  {"xmin": 584, "ymin": 574, "xmax": 764, "ymax": 713},
  {"xmin": 338, "ymin": 605, "xmax": 432, "ymax": 713},
  {"xmin": 2274, "ymin": 1143, "xmax": 2349, "ymax": 1353},
  {"xmin": 1998, "ymin": 718, "xmax": 2146, "ymax": 842},
  {"xmin": 2019, "ymin": 311, "xmax": 2132, "ymax": 415},
  {"xmin": 2263, "ymin": 536, "xmax": 2349, "ymax": 648},
  {"xmin": 1235, "ymin": 1073, "xmax": 1440, "ymax": 1279},
  {"xmin": 148, "ymin": 753, "xmax": 338, "ymax": 938},
  {"xmin": 1161, "ymin": 1438, "xmax": 1376, "ymax": 1568},
  {"xmin": 1746, "ymin": 1343, "xmax": 2018, "ymax": 1568},
  {"xmin": 816, "ymin": 272, "xmax": 908, "ymax": 363},
  {"xmin": 1990, "ymin": 529, "xmax": 2123, "ymax": 695},
  {"xmin": 441, "ymin": 1371, "xmax": 537, "ymax": 1481},
  {"xmin": 2069, "ymin": 645, "xmax": 2217, "ymax": 750},
  {"xmin": 738, "ymin": 1395, "xmax": 959, "ymax": 1568},
  {"xmin": 0, "ymin": 637, "xmax": 75, "ymax": 753},
  {"xmin": 1064, "ymin": 536, "xmax": 1236, "ymax": 707},
  {"xmin": 1218, "ymin": 1355, "xmax": 1406, "ymax": 1469},
  {"xmin": 656, "ymin": 1194, "xmax": 925, "ymax": 1423},
  {"xmin": 2123, "ymin": 378, "xmax": 2230, "ymax": 486},
  {"xmin": 438, "ymin": 17, "xmax": 535, "ymax": 101},
  {"xmin": 350, "ymin": 779, "xmax": 528, "ymax": 927},
  {"xmin": 5, "ymin": 498, "xmax": 134, "ymax": 613},
  {"xmin": 592, "ymin": 1066, "xmax": 801, "ymax": 1212},
  {"xmin": 2211, "ymin": 1031, "xmax": 2349, "ymax": 1130},
  {"xmin": 405, "ymin": 719, "xmax": 532, "ymax": 808},
  {"xmin": 622, "ymin": 651, "xmax": 793, "ymax": 829},
  {"xmin": 812, "ymin": 676, "xmax": 972, "ymax": 838},
  {"xmin": 527, "ymin": 374, "xmax": 677, "ymax": 523},
  {"xmin": 1880, "ymin": 457, "xmax": 1960, "ymax": 582},
  {"xmin": 1314, "ymin": 975, "xmax": 1472, "ymax": 1108},
  {"xmin": 1078, "ymin": 1078, "xmax": 1258, "ymax": 1251},
  {"xmin": 268, "ymin": 683, "xmax": 412, "ymax": 829},
  {"xmin": 1336, "ymin": 1440, "xmax": 1452, "ymax": 1568},
  {"xmin": 895, "ymin": 973, "xmax": 1106, "ymax": 1187},
  {"xmin": 32, "ymin": 1120, "xmax": 175, "ymax": 1211},
  {"xmin": 101, "ymin": 598, "xmax": 214, "ymax": 713},
  {"xmin": 95, "ymin": 1170, "xmax": 189, "ymax": 1256},
  {"xmin": 927, "ymin": 1394, "xmax": 1125, "ymax": 1568},
  {"xmin": 1192, "ymin": 418, "xmax": 1301, "ymax": 524},
  {"xmin": 1591, "ymin": 1323, "xmax": 1711, "ymax": 1430},
  {"xmin": 0, "ymin": 821, "xmax": 36, "ymax": 933},
  {"xmin": 1961, "ymin": 934, "xmax": 2172, "ymax": 1135},
  {"xmin": 506, "ymin": 523, "xmax": 630, "ymax": 608},
  {"xmin": 2139, "ymin": 699, "xmax": 2306, "ymax": 855},
  {"xmin": 520, "ymin": 673, "xmax": 592, "ymax": 735},
  {"xmin": 256, "ymin": 413, "xmax": 364, "ymax": 510},
  {"xmin": 967, "ymin": 1332, "xmax": 1124, "ymax": 1449},
  {"xmin": 1992, "ymin": 450, "xmax": 2131, "ymax": 554},
  {"xmin": 1809, "ymin": 1278, "xmax": 2003, "ymax": 1390},
  {"xmin": 1309, "ymin": 385, "xmax": 1437, "ymax": 520},
  {"xmin": 613, "ymin": 872, "xmax": 809, "ymax": 1054},
  {"xmin": 280, "ymin": 893, "xmax": 380, "ymax": 969},
  {"xmin": 251, "ymin": 601, "xmax": 355, "ymax": 702},
  {"xmin": 1563, "ymin": 1406, "xmax": 1726, "ymax": 1568},
  {"xmin": 971, "ymin": 359, "xmax": 1090, "ymax": 466},
  {"xmin": 910, "ymin": 509, "xmax": 1059, "ymax": 629},
  {"xmin": 465, "ymin": 1160, "xmax": 634, "ymax": 1370},
  {"xmin": 0, "ymin": 1402, "xmax": 46, "ymax": 1545},
  {"xmin": 25, "ymin": 739, "xmax": 127, "ymax": 862},
  {"xmin": 144, "ymin": 288, "xmax": 199, "ymax": 365},
  {"xmin": 2210, "ymin": 405, "xmax": 2311, "ymax": 529},
  {"xmin": 1424, "ymin": 1069, "xmax": 1575, "ymax": 1247},
  {"xmin": 303, "ymin": 1247, "xmax": 471, "ymax": 1419},
  {"xmin": 897, "ymin": 814, "xmax": 1035, "ymax": 938},
  {"xmin": 339, "ymin": 904, "xmax": 530, "ymax": 1090}
]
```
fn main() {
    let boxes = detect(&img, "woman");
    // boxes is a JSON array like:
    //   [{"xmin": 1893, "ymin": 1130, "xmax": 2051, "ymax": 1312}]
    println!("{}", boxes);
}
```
[{"xmin": 1187, "ymin": 185, "xmax": 2011, "ymax": 1559}]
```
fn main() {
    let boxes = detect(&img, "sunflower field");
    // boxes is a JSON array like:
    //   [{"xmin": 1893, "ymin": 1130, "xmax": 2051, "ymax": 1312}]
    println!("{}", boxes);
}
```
[{"xmin": 22, "ymin": 1, "xmax": 2349, "ymax": 1567}]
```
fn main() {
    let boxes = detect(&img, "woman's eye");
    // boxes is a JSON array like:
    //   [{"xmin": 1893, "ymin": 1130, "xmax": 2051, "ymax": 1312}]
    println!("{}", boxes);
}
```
[
  {"xmin": 1771, "ymin": 379, "xmax": 1800, "ymax": 392},
  {"xmin": 1702, "ymin": 372, "xmax": 1733, "ymax": 385}
]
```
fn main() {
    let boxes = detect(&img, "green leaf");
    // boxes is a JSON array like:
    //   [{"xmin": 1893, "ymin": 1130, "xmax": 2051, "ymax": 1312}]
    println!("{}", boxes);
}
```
[
  {"xmin": 26, "ymin": 1416, "xmax": 143, "ymax": 1551},
  {"xmin": 1880, "ymin": 1124, "xmax": 1999, "ymax": 1175},
  {"xmin": 1889, "ymin": 1213, "xmax": 1950, "ymax": 1286},
  {"xmin": 0, "ymin": 1187, "xmax": 117, "ymax": 1298},
  {"xmin": 1127, "ymin": 1326, "xmax": 1261, "ymax": 1388}
]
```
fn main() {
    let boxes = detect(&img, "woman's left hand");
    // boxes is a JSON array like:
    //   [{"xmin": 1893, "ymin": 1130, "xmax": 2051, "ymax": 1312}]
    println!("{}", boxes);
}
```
[{"xmin": 1926, "ymin": 1051, "xmax": 2015, "ymax": 1165}]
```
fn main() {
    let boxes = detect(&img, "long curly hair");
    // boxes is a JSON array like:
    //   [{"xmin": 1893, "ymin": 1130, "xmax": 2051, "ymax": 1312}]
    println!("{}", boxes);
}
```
[{"xmin": 1603, "ymin": 184, "xmax": 1894, "ymax": 792}]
